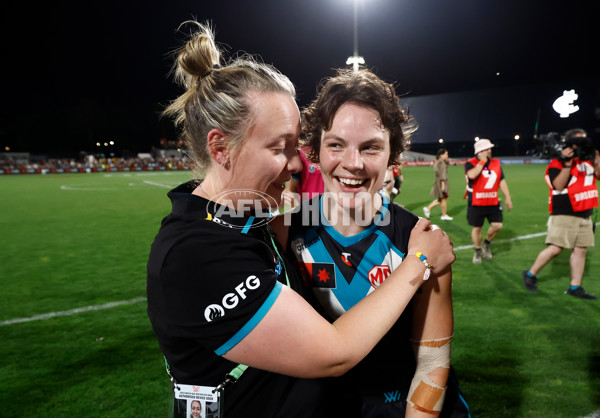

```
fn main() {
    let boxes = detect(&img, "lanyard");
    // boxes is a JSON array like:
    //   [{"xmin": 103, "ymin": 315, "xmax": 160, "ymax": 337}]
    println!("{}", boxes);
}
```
[
  {"xmin": 267, "ymin": 231, "xmax": 290, "ymax": 287},
  {"xmin": 165, "ymin": 357, "xmax": 248, "ymax": 393},
  {"xmin": 164, "ymin": 356, "xmax": 180, "ymax": 391}
]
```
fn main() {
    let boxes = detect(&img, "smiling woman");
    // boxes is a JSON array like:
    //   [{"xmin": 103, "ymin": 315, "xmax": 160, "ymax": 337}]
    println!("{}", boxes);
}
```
[
  {"xmin": 318, "ymin": 103, "xmax": 392, "ymax": 233},
  {"xmin": 286, "ymin": 68, "xmax": 470, "ymax": 417}
]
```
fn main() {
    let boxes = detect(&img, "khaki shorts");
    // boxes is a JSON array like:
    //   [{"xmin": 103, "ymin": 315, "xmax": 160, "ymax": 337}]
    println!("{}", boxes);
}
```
[{"xmin": 545, "ymin": 215, "xmax": 595, "ymax": 248}]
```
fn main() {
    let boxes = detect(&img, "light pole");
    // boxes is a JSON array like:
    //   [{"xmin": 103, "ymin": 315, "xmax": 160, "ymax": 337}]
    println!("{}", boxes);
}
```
[{"xmin": 346, "ymin": 0, "xmax": 365, "ymax": 72}]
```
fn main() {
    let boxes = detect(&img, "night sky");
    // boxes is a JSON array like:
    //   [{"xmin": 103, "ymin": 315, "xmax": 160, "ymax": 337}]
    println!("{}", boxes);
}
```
[{"xmin": 2, "ymin": 0, "xmax": 598, "ymax": 155}]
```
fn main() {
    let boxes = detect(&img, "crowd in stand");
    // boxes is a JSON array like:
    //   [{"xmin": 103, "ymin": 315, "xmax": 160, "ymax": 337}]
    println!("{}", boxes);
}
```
[
  {"xmin": 0, "ymin": 154, "xmax": 194, "ymax": 174},
  {"xmin": 0, "ymin": 150, "xmax": 464, "ymax": 174}
]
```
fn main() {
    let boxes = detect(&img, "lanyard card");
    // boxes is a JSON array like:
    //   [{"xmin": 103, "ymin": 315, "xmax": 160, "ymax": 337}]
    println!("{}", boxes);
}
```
[{"xmin": 173, "ymin": 384, "xmax": 221, "ymax": 418}]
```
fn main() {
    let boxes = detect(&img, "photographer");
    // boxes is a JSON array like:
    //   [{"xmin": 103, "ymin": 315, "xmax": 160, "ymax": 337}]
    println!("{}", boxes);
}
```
[{"xmin": 522, "ymin": 128, "xmax": 600, "ymax": 299}]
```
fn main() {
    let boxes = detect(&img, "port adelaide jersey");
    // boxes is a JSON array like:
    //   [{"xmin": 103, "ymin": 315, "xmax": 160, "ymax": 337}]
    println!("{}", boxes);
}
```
[
  {"xmin": 288, "ymin": 198, "xmax": 472, "ymax": 414},
  {"xmin": 288, "ymin": 194, "xmax": 419, "ymax": 320},
  {"xmin": 287, "ymin": 194, "xmax": 420, "ymax": 396}
]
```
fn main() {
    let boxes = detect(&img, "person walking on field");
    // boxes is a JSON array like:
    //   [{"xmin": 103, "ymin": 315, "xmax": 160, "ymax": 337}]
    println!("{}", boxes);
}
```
[
  {"xmin": 423, "ymin": 148, "xmax": 452, "ymax": 220},
  {"xmin": 464, "ymin": 138, "xmax": 513, "ymax": 264},
  {"xmin": 522, "ymin": 128, "xmax": 600, "ymax": 299}
]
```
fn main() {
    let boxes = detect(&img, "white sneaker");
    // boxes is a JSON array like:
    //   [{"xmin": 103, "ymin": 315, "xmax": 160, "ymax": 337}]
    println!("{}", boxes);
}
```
[
  {"xmin": 441, "ymin": 215, "xmax": 453, "ymax": 220},
  {"xmin": 423, "ymin": 207, "xmax": 431, "ymax": 218}
]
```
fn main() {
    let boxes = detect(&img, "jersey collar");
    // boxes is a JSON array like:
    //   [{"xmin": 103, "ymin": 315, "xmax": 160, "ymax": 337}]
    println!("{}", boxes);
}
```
[
  {"xmin": 318, "ymin": 191, "xmax": 390, "ymax": 246},
  {"xmin": 168, "ymin": 180, "xmax": 272, "ymax": 234}
]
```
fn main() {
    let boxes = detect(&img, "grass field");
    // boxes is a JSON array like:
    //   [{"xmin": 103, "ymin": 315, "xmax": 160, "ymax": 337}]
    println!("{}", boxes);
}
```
[{"xmin": 1, "ymin": 165, "xmax": 599, "ymax": 417}]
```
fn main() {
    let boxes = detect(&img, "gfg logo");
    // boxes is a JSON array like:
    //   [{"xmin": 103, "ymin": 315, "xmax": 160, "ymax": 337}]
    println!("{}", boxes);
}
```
[{"xmin": 204, "ymin": 275, "xmax": 261, "ymax": 322}]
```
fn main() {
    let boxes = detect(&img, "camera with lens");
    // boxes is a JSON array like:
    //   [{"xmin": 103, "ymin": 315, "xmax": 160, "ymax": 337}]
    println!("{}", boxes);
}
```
[
  {"xmin": 564, "ymin": 135, "xmax": 597, "ymax": 162},
  {"xmin": 534, "ymin": 132, "xmax": 563, "ymax": 158}
]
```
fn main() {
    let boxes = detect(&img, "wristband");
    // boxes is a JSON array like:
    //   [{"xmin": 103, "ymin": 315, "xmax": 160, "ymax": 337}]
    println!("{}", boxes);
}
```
[{"xmin": 408, "ymin": 252, "xmax": 432, "ymax": 280}]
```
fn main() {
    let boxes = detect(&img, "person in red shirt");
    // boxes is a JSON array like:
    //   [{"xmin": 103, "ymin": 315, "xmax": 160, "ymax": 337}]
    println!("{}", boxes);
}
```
[
  {"xmin": 284, "ymin": 147, "xmax": 324, "ymax": 208},
  {"xmin": 383, "ymin": 163, "xmax": 403, "ymax": 202},
  {"xmin": 522, "ymin": 129, "xmax": 600, "ymax": 299},
  {"xmin": 464, "ymin": 139, "xmax": 513, "ymax": 264}
]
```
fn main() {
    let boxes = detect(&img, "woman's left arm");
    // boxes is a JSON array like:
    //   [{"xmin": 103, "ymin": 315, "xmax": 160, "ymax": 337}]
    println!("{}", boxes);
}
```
[{"xmin": 406, "ymin": 266, "xmax": 454, "ymax": 417}]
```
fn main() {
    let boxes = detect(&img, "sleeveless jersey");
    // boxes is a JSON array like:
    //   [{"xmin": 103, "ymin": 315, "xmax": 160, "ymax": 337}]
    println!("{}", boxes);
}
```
[
  {"xmin": 287, "ymin": 194, "xmax": 419, "ymax": 397},
  {"xmin": 286, "ymin": 194, "xmax": 471, "ymax": 416},
  {"xmin": 289, "ymin": 194, "xmax": 417, "ymax": 319}
]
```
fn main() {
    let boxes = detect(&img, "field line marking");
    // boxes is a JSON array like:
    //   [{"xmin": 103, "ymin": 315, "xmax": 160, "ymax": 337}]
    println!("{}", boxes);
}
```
[
  {"xmin": 60, "ymin": 185, "xmax": 123, "ymax": 191},
  {"xmin": 143, "ymin": 180, "xmax": 173, "ymax": 188},
  {"xmin": 453, "ymin": 231, "xmax": 548, "ymax": 251},
  {"xmin": 453, "ymin": 222, "xmax": 599, "ymax": 251},
  {"xmin": 0, "ymin": 297, "xmax": 146, "ymax": 327}
]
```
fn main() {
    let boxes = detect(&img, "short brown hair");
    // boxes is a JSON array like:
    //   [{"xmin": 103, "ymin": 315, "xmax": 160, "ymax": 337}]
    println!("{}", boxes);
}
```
[{"xmin": 301, "ymin": 69, "xmax": 416, "ymax": 166}]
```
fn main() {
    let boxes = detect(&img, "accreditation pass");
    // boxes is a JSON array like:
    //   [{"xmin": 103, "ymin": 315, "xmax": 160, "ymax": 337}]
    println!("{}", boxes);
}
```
[{"xmin": 173, "ymin": 384, "xmax": 220, "ymax": 418}]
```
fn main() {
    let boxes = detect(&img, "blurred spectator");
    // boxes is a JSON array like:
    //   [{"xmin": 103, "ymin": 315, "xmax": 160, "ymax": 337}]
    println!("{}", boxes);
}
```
[{"xmin": 423, "ymin": 149, "xmax": 452, "ymax": 220}]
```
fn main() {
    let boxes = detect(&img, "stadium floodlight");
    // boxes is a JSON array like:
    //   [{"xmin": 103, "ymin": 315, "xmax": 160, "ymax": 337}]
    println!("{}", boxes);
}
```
[
  {"xmin": 346, "ymin": 55, "xmax": 365, "ymax": 72},
  {"xmin": 346, "ymin": 0, "xmax": 366, "ymax": 72},
  {"xmin": 514, "ymin": 135, "xmax": 520, "ymax": 141},
  {"xmin": 438, "ymin": 138, "xmax": 444, "ymax": 144}
]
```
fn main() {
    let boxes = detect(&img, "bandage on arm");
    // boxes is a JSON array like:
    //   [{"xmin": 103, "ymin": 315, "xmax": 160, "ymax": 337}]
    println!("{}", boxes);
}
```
[{"xmin": 406, "ymin": 336, "xmax": 452, "ymax": 416}]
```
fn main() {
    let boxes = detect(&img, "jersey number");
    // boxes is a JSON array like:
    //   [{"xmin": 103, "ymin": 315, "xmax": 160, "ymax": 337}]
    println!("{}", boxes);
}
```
[{"xmin": 482, "ymin": 169, "xmax": 498, "ymax": 189}]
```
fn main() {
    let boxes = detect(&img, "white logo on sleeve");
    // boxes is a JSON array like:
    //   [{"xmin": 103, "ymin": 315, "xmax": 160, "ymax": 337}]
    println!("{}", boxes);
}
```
[{"xmin": 204, "ymin": 275, "xmax": 261, "ymax": 322}]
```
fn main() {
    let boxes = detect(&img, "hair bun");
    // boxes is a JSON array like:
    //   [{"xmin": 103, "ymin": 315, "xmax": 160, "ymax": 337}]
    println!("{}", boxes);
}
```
[{"xmin": 174, "ymin": 22, "xmax": 221, "ymax": 87}]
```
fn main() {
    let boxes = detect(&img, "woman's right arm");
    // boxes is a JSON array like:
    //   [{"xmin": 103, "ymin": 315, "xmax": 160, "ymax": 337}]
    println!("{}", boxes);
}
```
[{"xmin": 222, "ymin": 218, "xmax": 455, "ymax": 378}]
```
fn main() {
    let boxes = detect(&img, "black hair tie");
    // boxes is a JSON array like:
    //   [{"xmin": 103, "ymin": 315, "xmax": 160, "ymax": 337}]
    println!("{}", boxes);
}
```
[{"xmin": 200, "ymin": 64, "xmax": 221, "ymax": 79}]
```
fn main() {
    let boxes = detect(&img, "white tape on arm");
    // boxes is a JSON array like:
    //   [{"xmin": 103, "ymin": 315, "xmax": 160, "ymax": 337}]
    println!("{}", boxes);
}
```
[{"xmin": 407, "ymin": 336, "xmax": 452, "ymax": 415}]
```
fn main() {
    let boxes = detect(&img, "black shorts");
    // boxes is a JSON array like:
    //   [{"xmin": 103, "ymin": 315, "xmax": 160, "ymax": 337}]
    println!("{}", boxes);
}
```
[{"xmin": 467, "ymin": 204, "xmax": 503, "ymax": 227}]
